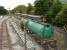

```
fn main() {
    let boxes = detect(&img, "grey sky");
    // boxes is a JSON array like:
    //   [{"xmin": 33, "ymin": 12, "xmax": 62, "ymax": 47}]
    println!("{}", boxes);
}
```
[{"xmin": 0, "ymin": 0, "xmax": 35, "ymax": 10}]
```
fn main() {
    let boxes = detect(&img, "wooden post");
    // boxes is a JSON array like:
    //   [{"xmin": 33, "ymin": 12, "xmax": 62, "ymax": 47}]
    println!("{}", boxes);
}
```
[{"xmin": 40, "ymin": 16, "xmax": 46, "ymax": 23}]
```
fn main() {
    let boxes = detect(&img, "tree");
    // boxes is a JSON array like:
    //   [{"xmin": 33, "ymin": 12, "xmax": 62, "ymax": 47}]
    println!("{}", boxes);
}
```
[
  {"xmin": 46, "ymin": 0, "xmax": 62, "ymax": 23},
  {"xmin": 27, "ymin": 3, "xmax": 33, "ymax": 14},
  {"xmin": 12, "ymin": 5, "xmax": 27, "ymax": 13},
  {"xmin": 0, "ymin": 6, "xmax": 8, "ymax": 15},
  {"xmin": 34, "ymin": 0, "xmax": 53, "ymax": 15},
  {"xmin": 53, "ymin": 4, "xmax": 67, "ymax": 27},
  {"xmin": 52, "ymin": 0, "xmax": 62, "ymax": 16}
]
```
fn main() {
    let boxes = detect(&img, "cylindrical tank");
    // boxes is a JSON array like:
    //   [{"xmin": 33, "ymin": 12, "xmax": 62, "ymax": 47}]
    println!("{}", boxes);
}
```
[
  {"xmin": 43, "ymin": 25, "xmax": 54, "ymax": 38},
  {"xmin": 27, "ymin": 20, "xmax": 44, "ymax": 38},
  {"xmin": 21, "ymin": 18, "xmax": 54, "ymax": 38}
]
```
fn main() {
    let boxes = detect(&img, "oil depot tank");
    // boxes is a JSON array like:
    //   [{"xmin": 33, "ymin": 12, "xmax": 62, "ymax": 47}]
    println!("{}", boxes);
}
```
[
  {"xmin": 21, "ymin": 18, "xmax": 54, "ymax": 38},
  {"xmin": 27, "ymin": 20, "xmax": 44, "ymax": 37},
  {"xmin": 43, "ymin": 25, "xmax": 54, "ymax": 38}
]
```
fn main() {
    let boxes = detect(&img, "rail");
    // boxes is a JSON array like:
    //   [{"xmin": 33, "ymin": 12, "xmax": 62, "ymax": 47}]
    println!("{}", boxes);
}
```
[{"xmin": 10, "ymin": 20, "xmax": 41, "ymax": 50}]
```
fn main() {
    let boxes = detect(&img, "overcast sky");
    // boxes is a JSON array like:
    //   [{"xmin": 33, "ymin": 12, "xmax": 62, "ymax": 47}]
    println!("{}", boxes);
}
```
[{"xmin": 0, "ymin": 0, "xmax": 35, "ymax": 10}]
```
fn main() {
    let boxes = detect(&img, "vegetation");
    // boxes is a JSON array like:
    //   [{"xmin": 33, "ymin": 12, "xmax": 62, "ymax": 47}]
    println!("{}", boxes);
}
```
[
  {"xmin": 53, "ymin": 4, "xmax": 67, "ymax": 27},
  {"xmin": 11, "ymin": 5, "xmax": 27, "ymax": 14},
  {"xmin": 27, "ymin": 3, "xmax": 34, "ymax": 14},
  {"xmin": 11, "ymin": 4, "xmax": 34, "ymax": 14},
  {"xmin": 34, "ymin": 0, "xmax": 54, "ymax": 15},
  {"xmin": 0, "ymin": 6, "xmax": 8, "ymax": 15},
  {"xmin": 46, "ymin": 0, "xmax": 62, "ymax": 23}
]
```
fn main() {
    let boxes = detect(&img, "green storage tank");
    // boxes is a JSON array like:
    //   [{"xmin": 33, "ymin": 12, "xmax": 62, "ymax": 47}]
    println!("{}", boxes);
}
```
[
  {"xmin": 26, "ymin": 20, "xmax": 54, "ymax": 38},
  {"xmin": 43, "ymin": 25, "xmax": 54, "ymax": 38}
]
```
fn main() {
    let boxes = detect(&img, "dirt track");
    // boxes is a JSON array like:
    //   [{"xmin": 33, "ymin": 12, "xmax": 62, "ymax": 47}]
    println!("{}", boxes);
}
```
[{"xmin": 0, "ymin": 17, "xmax": 12, "ymax": 50}]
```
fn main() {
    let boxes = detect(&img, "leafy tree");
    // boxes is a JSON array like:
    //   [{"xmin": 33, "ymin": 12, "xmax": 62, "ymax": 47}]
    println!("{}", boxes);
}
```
[
  {"xmin": 46, "ymin": 0, "xmax": 62, "ymax": 23},
  {"xmin": 12, "ymin": 5, "xmax": 27, "ymax": 13},
  {"xmin": 52, "ymin": 0, "xmax": 62, "ymax": 16},
  {"xmin": 34, "ymin": 0, "xmax": 53, "ymax": 15},
  {"xmin": 0, "ymin": 6, "xmax": 8, "ymax": 15},
  {"xmin": 27, "ymin": 3, "xmax": 33, "ymax": 14},
  {"xmin": 34, "ymin": 0, "xmax": 62, "ymax": 23},
  {"xmin": 53, "ymin": 4, "xmax": 67, "ymax": 27}
]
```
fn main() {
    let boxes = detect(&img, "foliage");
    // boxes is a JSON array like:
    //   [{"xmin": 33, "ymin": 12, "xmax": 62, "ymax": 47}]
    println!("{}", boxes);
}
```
[
  {"xmin": 53, "ymin": 4, "xmax": 67, "ymax": 27},
  {"xmin": 12, "ymin": 5, "xmax": 27, "ymax": 13},
  {"xmin": 27, "ymin": 3, "xmax": 34, "ymax": 14},
  {"xmin": 46, "ymin": 0, "xmax": 62, "ymax": 23},
  {"xmin": 34, "ymin": 0, "xmax": 53, "ymax": 15},
  {"xmin": 52, "ymin": 0, "xmax": 62, "ymax": 15},
  {"xmin": 0, "ymin": 6, "xmax": 8, "ymax": 15}
]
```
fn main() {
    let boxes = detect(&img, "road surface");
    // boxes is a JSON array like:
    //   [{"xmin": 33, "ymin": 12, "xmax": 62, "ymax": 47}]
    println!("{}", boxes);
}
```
[{"xmin": 0, "ymin": 16, "xmax": 13, "ymax": 50}]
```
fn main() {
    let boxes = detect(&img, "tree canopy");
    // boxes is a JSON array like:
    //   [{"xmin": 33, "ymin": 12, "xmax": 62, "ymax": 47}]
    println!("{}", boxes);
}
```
[
  {"xmin": 27, "ymin": 3, "xmax": 34, "ymax": 14},
  {"xmin": 53, "ymin": 4, "xmax": 67, "ymax": 27},
  {"xmin": 46, "ymin": 0, "xmax": 62, "ymax": 23},
  {"xmin": 34, "ymin": 0, "xmax": 54, "ymax": 15},
  {"xmin": 0, "ymin": 6, "xmax": 8, "ymax": 15},
  {"xmin": 12, "ymin": 5, "xmax": 27, "ymax": 13}
]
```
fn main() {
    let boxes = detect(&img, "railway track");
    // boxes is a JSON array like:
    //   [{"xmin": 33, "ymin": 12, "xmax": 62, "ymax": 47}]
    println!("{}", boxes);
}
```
[
  {"xmin": 9, "ymin": 18, "xmax": 44, "ymax": 50},
  {"xmin": 0, "ymin": 19, "xmax": 13, "ymax": 50}
]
